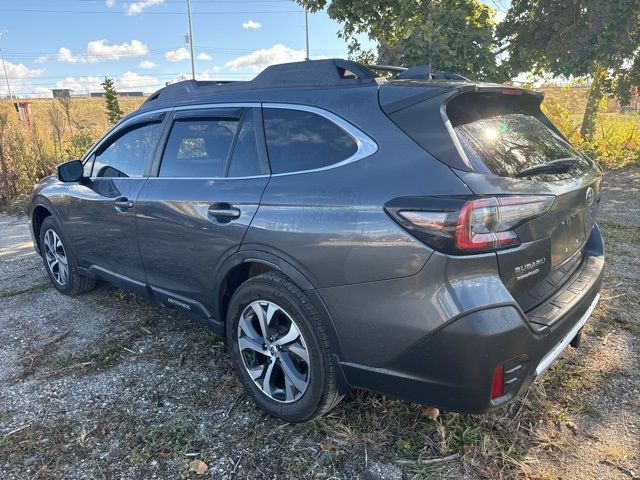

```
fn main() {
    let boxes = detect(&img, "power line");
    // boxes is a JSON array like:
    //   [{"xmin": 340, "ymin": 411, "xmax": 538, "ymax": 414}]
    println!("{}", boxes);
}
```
[{"xmin": 0, "ymin": 8, "xmax": 300, "ymax": 14}]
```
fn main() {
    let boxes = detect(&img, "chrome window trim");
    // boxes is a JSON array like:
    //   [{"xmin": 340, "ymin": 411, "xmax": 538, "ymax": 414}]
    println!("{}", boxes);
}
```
[
  {"xmin": 82, "ymin": 101, "xmax": 378, "ymax": 180},
  {"xmin": 263, "ymin": 102, "xmax": 378, "ymax": 177},
  {"xmin": 145, "ymin": 174, "xmax": 270, "ymax": 181}
]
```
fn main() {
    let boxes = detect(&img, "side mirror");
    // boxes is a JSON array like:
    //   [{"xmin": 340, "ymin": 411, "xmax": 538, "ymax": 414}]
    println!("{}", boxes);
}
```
[{"xmin": 57, "ymin": 160, "xmax": 84, "ymax": 183}]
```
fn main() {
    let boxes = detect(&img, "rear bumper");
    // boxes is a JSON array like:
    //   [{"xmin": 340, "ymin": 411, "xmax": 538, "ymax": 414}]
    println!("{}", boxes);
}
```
[{"xmin": 333, "ymin": 226, "xmax": 604, "ymax": 413}]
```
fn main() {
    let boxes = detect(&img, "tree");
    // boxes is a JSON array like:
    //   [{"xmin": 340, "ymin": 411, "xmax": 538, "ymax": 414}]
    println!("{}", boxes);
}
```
[
  {"xmin": 101, "ymin": 76, "xmax": 123, "ymax": 125},
  {"xmin": 497, "ymin": 0, "xmax": 640, "ymax": 139},
  {"xmin": 296, "ymin": 0, "xmax": 506, "ymax": 81}
]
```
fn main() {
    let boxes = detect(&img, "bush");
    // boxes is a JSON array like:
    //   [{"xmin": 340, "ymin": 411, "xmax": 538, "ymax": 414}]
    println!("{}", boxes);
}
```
[
  {"xmin": 0, "ymin": 97, "xmax": 143, "ymax": 212},
  {"xmin": 542, "ymin": 92, "xmax": 640, "ymax": 169}
]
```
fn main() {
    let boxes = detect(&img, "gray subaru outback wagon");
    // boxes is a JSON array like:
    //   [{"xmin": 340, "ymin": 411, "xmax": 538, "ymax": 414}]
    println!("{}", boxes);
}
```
[{"xmin": 29, "ymin": 59, "xmax": 604, "ymax": 422}]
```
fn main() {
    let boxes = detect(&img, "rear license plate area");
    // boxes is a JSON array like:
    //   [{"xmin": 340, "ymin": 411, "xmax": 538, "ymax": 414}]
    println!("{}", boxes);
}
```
[{"xmin": 551, "ymin": 212, "xmax": 588, "ymax": 266}]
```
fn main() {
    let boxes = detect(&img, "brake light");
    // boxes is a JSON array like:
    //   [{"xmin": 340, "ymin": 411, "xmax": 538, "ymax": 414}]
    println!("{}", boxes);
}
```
[
  {"xmin": 387, "ymin": 195, "xmax": 554, "ymax": 254},
  {"xmin": 501, "ymin": 87, "xmax": 523, "ymax": 96},
  {"xmin": 455, "ymin": 196, "xmax": 553, "ymax": 251},
  {"xmin": 490, "ymin": 364, "xmax": 504, "ymax": 399}
]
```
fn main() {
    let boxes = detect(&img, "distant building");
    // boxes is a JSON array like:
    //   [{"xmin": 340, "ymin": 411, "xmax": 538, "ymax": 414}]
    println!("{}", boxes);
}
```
[
  {"xmin": 89, "ymin": 91, "xmax": 144, "ymax": 98},
  {"xmin": 52, "ymin": 88, "xmax": 73, "ymax": 98}
]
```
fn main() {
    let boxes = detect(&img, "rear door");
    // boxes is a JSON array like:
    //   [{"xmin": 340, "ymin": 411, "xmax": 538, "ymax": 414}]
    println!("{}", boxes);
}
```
[
  {"xmin": 135, "ymin": 106, "xmax": 270, "ymax": 317},
  {"xmin": 445, "ymin": 91, "xmax": 602, "ymax": 311},
  {"xmin": 64, "ymin": 114, "xmax": 165, "ymax": 282}
]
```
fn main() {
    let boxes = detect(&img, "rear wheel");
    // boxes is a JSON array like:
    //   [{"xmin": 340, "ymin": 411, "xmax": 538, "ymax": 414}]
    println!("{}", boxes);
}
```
[
  {"xmin": 226, "ymin": 272, "xmax": 343, "ymax": 422},
  {"xmin": 39, "ymin": 216, "xmax": 96, "ymax": 296}
]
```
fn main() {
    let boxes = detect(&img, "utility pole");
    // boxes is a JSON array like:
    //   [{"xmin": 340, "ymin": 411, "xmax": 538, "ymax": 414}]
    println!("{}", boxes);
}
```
[
  {"xmin": 186, "ymin": 0, "xmax": 196, "ymax": 79},
  {"xmin": 304, "ymin": 8, "xmax": 310, "ymax": 61},
  {"xmin": 0, "ymin": 30, "xmax": 12, "ymax": 99}
]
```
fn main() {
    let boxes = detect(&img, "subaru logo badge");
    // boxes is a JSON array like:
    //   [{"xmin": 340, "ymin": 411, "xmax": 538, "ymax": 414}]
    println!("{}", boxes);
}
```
[{"xmin": 585, "ymin": 187, "xmax": 594, "ymax": 206}]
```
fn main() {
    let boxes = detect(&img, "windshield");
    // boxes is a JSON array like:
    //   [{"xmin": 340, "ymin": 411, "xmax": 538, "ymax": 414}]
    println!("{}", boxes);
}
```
[{"xmin": 448, "ymin": 93, "xmax": 592, "ymax": 179}]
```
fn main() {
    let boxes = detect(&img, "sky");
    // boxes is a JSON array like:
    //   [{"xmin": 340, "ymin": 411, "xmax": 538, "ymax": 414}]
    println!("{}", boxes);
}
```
[{"xmin": 0, "ymin": 0, "xmax": 510, "ymax": 98}]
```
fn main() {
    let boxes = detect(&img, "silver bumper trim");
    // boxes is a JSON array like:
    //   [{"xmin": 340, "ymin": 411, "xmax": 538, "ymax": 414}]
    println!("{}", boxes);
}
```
[{"xmin": 534, "ymin": 293, "xmax": 600, "ymax": 377}]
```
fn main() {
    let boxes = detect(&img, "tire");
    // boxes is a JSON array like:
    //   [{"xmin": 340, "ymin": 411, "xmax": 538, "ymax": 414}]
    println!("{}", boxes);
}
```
[
  {"xmin": 226, "ymin": 272, "xmax": 343, "ymax": 422},
  {"xmin": 39, "ymin": 216, "xmax": 96, "ymax": 296}
]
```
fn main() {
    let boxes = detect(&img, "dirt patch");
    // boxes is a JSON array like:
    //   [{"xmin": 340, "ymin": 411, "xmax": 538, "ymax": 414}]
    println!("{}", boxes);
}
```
[{"xmin": 1, "ymin": 169, "xmax": 639, "ymax": 479}]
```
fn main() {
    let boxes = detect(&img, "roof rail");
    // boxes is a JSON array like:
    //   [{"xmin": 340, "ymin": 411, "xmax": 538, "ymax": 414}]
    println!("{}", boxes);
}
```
[
  {"xmin": 250, "ymin": 59, "xmax": 378, "ymax": 87},
  {"xmin": 142, "ymin": 59, "xmax": 379, "ymax": 105},
  {"xmin": 141, "ymin": 59, "xmax": 471, "ymax": 106},
  {"xmin": 368, "ymin": 63, "xmax": 470, "ymax": 82},
  {"xmin": 143, "ymin": 79, "xmax": 242, "ymax": 104}
]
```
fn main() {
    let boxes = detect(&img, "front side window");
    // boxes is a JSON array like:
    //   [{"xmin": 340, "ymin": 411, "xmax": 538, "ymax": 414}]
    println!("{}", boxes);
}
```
[
  {"xmin": 160, "ymin": 119, "xmax": 238, "ymax": 178},
  {"xmin": 263, "ymin": 108, "xmax": 358, "ymax": 174},
  {"xmin": 93, "ymin": 122, "xmax": 162, "ymax": 178}
]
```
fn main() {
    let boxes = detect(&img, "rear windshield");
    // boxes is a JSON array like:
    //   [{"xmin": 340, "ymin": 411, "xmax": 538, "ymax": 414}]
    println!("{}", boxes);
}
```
[{"xmin": 447, "ymin": 92, "xmax": 591, "ymax": 178}]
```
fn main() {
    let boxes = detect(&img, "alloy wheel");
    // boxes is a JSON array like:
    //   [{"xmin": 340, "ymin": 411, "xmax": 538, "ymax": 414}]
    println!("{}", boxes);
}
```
[
  {"xmin": 44, "ymin": 229, "xmax": 69, "ymax": 286},
  {"xmin": 237, "ymin": 300, "xmax": 311, "ymax": 403}
]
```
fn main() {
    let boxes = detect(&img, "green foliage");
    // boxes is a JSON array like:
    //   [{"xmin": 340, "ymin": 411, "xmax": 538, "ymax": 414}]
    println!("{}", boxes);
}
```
[
  {"xmin": 498, "ymin": 0, "xmax": 640, "ymax": 79},
  {"xmin": 101, "ymin": 76, "xmax": 124, "ymax": 125},
  {"xmin": 296, "ymin": 0, "xmax": 505, "ymax": 81},
  {"xmin": 498, "ymin": 0, "xmax": 640, "ymax": 138},
  {"xmin": 543, "ymin": 97, "xmax": 640, "ymax": 168}
]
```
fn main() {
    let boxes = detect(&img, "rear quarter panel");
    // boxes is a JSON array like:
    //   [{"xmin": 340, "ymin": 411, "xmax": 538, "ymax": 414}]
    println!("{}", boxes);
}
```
[{"xmin": 242, "ymin": 93, "xmax": 473, "ymax": 288}]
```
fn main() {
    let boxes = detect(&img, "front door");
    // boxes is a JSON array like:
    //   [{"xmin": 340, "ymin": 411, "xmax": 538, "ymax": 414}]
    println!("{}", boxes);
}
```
[
  {"xmin": 135, "ymin": 107, "xmax": 270, "ymax": 317},
  {"xmin": 64, "ymin": 115, "xmax": 165, "ymax": 282}
]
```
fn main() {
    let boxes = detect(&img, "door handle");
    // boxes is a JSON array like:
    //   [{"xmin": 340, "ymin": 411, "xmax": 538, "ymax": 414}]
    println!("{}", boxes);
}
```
[
  {"xmin": 207, "ymin": 203, "xmax": 241, "ymax": 221},
  {"xmin": 114, "ymin": 197, "xmax": 134, "ymax": 212}
]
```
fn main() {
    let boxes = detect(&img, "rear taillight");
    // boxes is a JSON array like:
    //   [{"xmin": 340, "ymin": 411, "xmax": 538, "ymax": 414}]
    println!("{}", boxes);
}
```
[
  {"xmin": 386, "ymin": 195, "xmax": 554, "ymax": 254},
  {"xmin": 455, "ymin": 196, "xmax": 553, "ymax": 251}
]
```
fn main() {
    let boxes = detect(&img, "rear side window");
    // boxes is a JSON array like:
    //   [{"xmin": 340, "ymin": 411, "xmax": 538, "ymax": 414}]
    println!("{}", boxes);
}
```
[
  {"xmin": 93, "ymin": 122, "xmax": 162, "ymax": 178},
  {"xmin": 227, "ymin": 113, "xmax": 265, "ymax": 177},
  {"xmin": 447, "ymin": 93, "xmax": 591, "ymax": 178},
  {"xmin": 263, "ymin": 108, "xmax": 358, "ymax": 174},
  {"xmin": 161, "ymin": 119, "xmax": 238, "ymax": 178}
]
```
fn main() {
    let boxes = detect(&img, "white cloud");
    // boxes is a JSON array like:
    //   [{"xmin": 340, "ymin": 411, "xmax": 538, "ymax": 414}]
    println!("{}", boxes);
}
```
[
  {"xmin": 164, "ymin": 47, "xmax": 190, "ymax": 62},
  {"xmin": 127, "ymin": 0, "xmax": 164, "ymax": 15},
  {"xmin": 34, "ymin": 56, "xmax": 48, "ymax": 64},
  {"xmin": 224, "ymin": 44, "xmax": 305, "ymax": 71},
  {"xmin": 494, "ymin": 11, "xmax": 507, "ymax": 23},
  {"xmin": 55, "ymin": 71, "xmax": 159, "ymax": 94},
  {"xmin": 106, "ymin": 0, "xmax": 116, "ymax": 6},
  {"xmin": 197, "ymin": 53, "xmax": 212, "ymax": 61},
  {"xmin": 57, "ymin": 47, "xmax": 77, "ymax": 63},
  {"xmin": 242, "ymin": 20, "xmax": 262, "ymax": 30},
  {"xmin": 117, "ymin": 71, "xmax": 158, "ymax": 91},
  {"xmin": 55, "ymin": 76, "xmax": 104, "ymax": 92},
  {"xmin": 33, "ymin": 87, "xmax": 54, "ymax": 97},
  {"xmin": 138, "ymin": 59, "xmax": 157, "ymax": 69},
  {"xmin": 57, "ymin": 39, "xmax": 148, "ymax": 63},
  {"xmin": 3, "ymin": 60, "xmax": 43, "ymax": 79}
]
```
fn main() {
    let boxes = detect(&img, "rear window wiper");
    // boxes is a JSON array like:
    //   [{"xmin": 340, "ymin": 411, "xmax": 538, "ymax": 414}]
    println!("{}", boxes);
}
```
[{"xmin": 515, "ymin": 157, "xmax": 582, "ymax": 178}]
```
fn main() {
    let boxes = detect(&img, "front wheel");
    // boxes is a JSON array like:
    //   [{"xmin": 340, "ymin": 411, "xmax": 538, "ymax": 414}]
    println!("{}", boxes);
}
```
[
  {"xmin": 39, "ymin": 216, "xmax": 96, "ymax": 296},
  {"xmin": 226, "ymin": 272, "xmax": 343, "ymax": 422}
]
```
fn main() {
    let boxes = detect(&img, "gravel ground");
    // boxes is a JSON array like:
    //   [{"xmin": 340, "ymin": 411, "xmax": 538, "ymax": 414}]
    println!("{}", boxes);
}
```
[{"xmin": 0, "ymin": 168, "xmax": 638, "ymax": 479}]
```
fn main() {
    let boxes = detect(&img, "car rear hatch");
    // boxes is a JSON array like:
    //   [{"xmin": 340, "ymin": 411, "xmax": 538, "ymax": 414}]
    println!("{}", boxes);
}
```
[{"xmin": 381, "ymin": 82, "xmax": 602, "ymax": 316}]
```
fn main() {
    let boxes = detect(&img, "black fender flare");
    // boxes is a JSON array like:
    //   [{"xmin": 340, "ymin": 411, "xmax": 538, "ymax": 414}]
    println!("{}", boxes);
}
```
[
  {"xmin": 29, "ymin": 196, "xmax": 65, "ymax": 255},
  {"xmin": 213, "ymin": 249, "xmax": 346, "ymax": 362}
]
